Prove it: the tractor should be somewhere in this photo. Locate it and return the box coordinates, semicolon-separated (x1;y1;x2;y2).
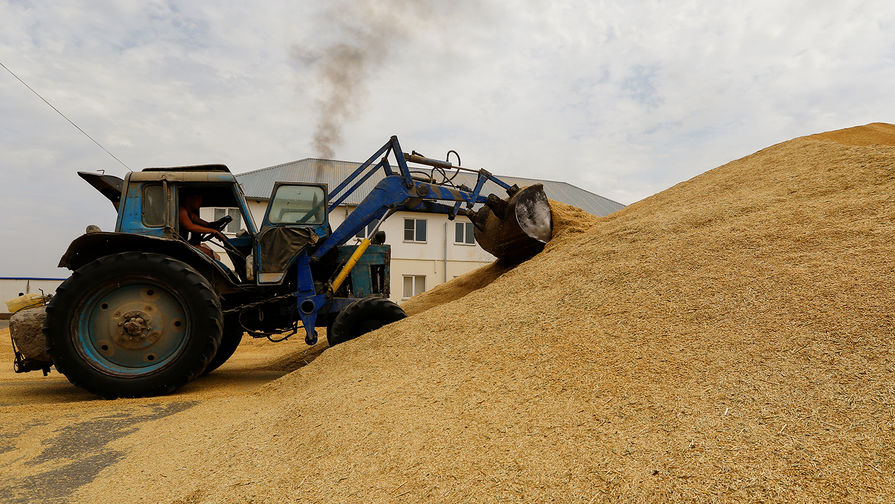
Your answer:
9;136;553;398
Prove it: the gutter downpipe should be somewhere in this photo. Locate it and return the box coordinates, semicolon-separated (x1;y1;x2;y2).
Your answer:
443;221;448;283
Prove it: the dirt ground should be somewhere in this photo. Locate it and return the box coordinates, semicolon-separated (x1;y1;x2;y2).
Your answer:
0;328;324;503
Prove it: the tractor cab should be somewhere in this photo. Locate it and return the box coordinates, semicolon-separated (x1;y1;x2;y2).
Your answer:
76;167;254;282
113;166;257;280
75;167;341;289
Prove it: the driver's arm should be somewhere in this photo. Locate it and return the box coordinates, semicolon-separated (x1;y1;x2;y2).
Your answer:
192;214;215;227
179;207;226;240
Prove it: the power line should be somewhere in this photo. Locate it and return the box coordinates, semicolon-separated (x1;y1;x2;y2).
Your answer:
0;60;131;170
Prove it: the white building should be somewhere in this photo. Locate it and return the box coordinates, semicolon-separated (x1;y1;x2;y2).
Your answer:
224;158;625;302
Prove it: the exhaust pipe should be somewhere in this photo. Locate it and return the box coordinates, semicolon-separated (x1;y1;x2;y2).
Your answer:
473;184;553;263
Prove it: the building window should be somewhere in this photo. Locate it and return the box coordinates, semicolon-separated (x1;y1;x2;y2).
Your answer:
402;275;426;298
455;221;475;245
403;218;427;242
214;208;242;234
355;222;377;239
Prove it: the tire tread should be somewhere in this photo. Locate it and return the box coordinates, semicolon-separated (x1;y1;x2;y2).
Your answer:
44;252;222;398
328;297;406;346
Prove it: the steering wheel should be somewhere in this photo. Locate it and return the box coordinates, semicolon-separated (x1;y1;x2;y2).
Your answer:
210;215;232;232
195;215;232;243
192;215;245;260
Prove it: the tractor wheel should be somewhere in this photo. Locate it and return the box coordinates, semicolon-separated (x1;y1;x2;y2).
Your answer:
328;297;406;346
44;252;223;398
202;313;244;375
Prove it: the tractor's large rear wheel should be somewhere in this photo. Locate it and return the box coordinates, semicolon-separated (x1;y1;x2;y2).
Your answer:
45;252;223;398
328;297;406;346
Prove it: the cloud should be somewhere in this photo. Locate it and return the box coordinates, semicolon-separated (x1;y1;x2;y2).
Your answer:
1;0;895;276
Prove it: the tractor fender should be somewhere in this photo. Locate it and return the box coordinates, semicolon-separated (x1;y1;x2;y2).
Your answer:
58;232;241;294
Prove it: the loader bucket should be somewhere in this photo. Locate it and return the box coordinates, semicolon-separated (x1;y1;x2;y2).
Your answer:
473;184;553;263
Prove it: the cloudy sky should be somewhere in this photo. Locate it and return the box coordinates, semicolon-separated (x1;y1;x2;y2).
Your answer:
2;0;894;277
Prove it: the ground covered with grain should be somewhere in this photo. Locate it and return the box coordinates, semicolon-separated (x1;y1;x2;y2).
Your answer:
7;123;895;503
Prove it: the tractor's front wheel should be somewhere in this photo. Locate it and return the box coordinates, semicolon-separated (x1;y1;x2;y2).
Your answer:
45;252;223;398
328;297;406;346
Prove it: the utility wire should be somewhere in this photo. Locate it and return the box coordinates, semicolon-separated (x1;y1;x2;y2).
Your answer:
0;60;131;170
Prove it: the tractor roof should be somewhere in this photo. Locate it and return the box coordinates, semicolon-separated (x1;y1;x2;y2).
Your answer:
142;164;230;173
128;165;237;183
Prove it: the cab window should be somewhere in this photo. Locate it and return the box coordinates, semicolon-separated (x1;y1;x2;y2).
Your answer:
142;184;165;227
267;185;326;225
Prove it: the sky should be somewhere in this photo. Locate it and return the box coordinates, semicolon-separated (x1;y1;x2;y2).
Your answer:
1;0;894;277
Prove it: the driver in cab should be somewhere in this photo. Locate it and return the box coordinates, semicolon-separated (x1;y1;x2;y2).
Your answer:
179;191;229;258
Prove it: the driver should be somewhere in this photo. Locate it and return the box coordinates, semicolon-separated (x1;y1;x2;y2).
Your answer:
179;191;228;258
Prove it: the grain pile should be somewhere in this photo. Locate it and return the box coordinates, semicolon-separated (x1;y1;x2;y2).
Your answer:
807;121;895;146
74;124;894;503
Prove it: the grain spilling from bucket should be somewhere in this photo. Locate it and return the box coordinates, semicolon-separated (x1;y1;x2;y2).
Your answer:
403;200;600;316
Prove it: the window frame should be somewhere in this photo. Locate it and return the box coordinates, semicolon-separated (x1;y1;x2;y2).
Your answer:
403;218;427;243
261;182;329;228
401;274;426;299
141;183;166;228
454;221;476;246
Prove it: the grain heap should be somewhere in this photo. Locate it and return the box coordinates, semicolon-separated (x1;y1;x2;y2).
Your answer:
76;124;894;503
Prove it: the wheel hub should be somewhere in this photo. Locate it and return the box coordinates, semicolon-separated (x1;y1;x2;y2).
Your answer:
114;310;160;349
80;283;188;370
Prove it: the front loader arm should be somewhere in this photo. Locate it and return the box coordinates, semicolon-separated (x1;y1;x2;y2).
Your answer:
292;136;551;347
312;174;490;260
313;135;520;260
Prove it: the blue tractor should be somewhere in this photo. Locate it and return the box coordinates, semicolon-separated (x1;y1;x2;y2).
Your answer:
32;136;553;397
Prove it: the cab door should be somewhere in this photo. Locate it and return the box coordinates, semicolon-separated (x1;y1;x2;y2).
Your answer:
256;183;330;284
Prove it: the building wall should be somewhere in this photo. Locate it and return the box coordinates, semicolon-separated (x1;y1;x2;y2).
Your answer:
207;199;495;302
